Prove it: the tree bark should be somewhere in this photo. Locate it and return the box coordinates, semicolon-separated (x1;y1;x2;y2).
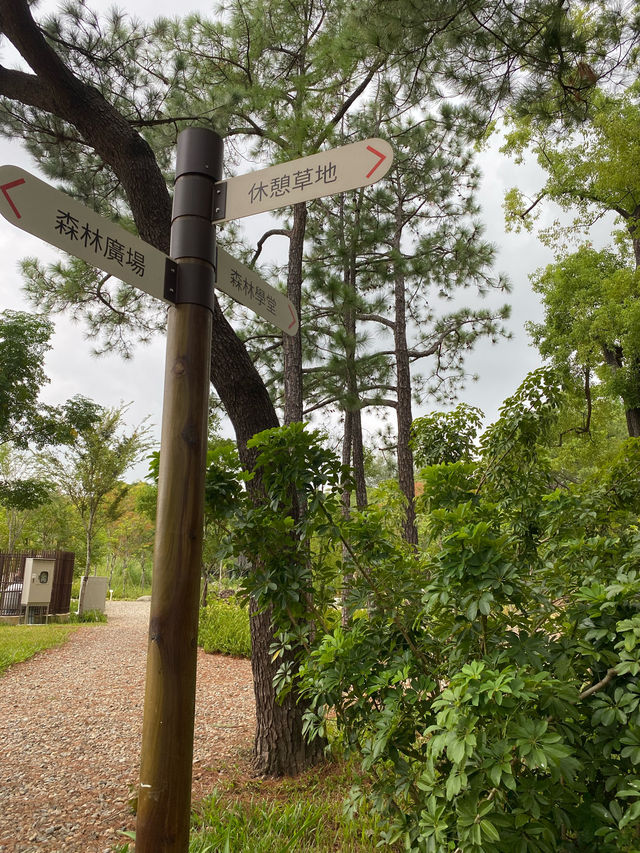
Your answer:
602;344;640;438
392;197;418;546
341;412;354;626
284;202;307;425
249;599;325;776
625;407;640;438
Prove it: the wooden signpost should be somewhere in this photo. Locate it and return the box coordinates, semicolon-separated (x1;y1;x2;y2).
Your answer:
0;131;393;853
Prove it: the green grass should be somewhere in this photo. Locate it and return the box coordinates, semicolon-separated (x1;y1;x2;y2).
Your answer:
0;623;79;675
199;596;251;658
112;762;399;853
69;607;108;623
189;788;390;852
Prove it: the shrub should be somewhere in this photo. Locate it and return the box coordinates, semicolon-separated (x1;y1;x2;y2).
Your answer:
296;374;640;852
199;596;251;658
70;609;107;623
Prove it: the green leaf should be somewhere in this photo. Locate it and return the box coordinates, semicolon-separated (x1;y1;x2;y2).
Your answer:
480;819;500;842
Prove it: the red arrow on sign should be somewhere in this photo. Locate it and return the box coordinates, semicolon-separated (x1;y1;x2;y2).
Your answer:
366;145;388;179
0;178;25;219
288;304;297;330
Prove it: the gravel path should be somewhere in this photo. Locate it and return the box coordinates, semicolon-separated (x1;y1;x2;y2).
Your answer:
0;600;255;852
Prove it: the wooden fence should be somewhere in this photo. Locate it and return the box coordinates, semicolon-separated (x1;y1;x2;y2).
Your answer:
0;550;75;616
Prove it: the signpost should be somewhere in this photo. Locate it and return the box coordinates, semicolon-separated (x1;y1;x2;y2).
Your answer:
0;132;393;853
217;247;298;334
0;165;300;335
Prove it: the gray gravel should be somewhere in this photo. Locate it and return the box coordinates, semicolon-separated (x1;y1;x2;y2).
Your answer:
0;600;255;852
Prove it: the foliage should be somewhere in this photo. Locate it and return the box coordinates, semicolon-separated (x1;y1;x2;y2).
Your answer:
0;624;78;676
41;402;151;577
503;87;640;248
0;312;102;511
237;423;347;636
411;404;484;467
0;310;55;450
265;369;640;852
198;595;251;658
104;482;155;594
0;489;85;555
528;245;640;410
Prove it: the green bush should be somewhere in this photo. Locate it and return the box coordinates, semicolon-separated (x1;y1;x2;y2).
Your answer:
199;596;251;657
70;609;107;623
292;374;640;852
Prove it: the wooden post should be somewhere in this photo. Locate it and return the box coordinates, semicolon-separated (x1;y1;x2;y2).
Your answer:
136;129;224;853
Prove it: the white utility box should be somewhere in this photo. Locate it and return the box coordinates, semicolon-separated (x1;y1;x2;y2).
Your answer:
79;576;108;614
21;558;55;606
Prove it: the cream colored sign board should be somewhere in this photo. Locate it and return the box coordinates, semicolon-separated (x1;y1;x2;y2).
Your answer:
216;247;298;335
0;165;169;301
213;138;393;223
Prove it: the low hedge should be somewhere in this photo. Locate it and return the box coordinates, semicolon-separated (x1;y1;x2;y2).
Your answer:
199;595;251;658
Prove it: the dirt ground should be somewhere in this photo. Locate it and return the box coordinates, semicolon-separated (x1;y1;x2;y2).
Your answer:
0;600;255;852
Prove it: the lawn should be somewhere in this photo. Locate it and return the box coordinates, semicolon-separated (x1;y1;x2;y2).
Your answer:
0;623;79;676
114;762;400;852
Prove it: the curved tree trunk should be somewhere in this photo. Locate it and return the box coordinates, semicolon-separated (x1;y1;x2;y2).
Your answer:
1;0;323;780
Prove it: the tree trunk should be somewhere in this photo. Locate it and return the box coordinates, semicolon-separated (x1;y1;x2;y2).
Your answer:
392;200;418;546
342;193;367;508
85;524;92;578
602;343;640;438
626;407;640;437
341;412;354;627
209;302;321;775
78;518;94;613
284;202;307;425
352;408;368;509
249;599;325;775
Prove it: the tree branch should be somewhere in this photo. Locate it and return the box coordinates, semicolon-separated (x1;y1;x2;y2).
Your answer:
356;312;395;329
579;668;617;701
251;228;290;264
519;191;547;219
0;65;54;111
317;61;385;146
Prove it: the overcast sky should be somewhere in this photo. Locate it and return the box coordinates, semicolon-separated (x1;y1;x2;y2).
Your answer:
0;0;614;480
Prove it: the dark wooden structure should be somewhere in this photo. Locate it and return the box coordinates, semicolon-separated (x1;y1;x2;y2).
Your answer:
0;550;75;616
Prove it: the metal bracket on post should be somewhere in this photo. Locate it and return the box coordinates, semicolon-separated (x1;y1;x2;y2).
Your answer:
170;127;224;311
212;181;227;223
164;258;178;303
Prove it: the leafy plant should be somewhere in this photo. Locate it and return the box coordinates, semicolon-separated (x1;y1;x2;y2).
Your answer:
198;595;251;658
293;370;640;852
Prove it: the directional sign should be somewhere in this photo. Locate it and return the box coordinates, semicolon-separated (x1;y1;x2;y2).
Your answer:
0;165;169;301
0;164;300;335
213;137;393;223
217;247;298;335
